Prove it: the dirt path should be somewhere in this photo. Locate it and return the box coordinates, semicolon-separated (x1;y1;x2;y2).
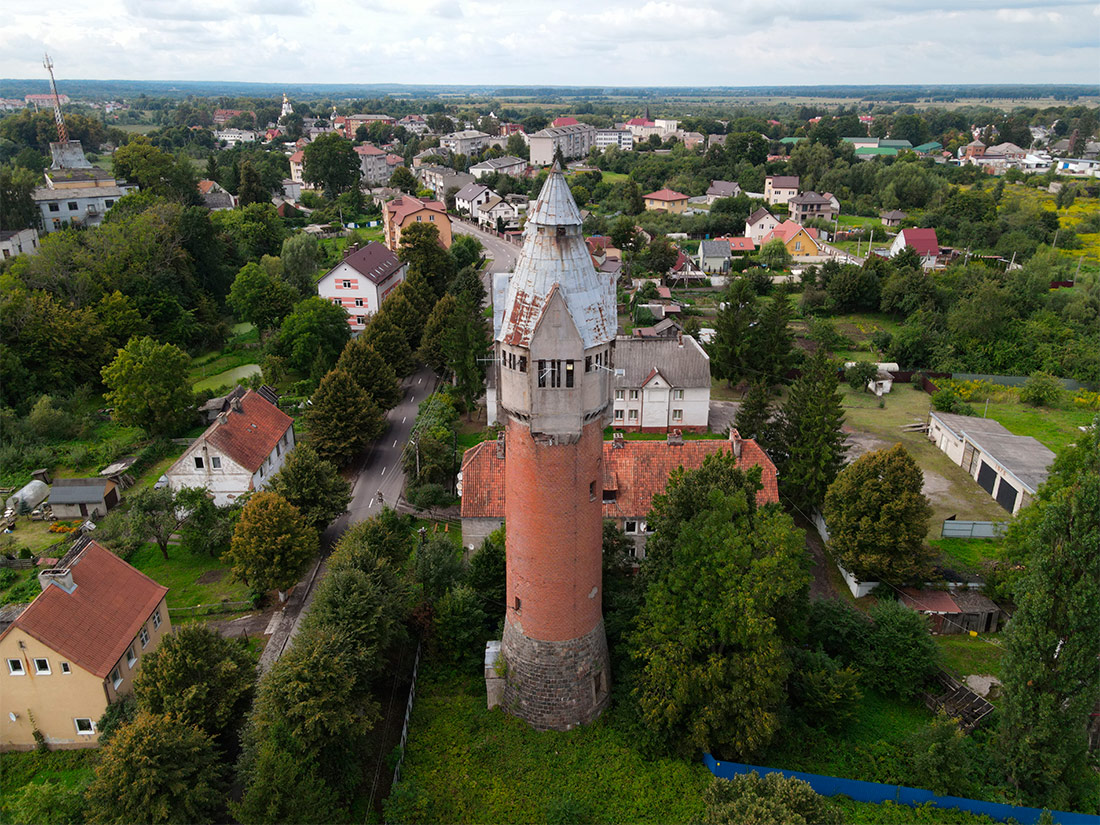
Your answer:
796;514;841;601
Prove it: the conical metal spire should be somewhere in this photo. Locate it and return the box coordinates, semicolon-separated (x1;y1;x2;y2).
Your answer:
525;162;584;228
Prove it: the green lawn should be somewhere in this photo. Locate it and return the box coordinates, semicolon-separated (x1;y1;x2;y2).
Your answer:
192;363;262;392
129;445;187;493
127;542;250;611
393;671;712;824
934;635;1005;682
926;538;1002;576
600;171;630;184
0;749;96;822
0;567;44;604
980;400;1092;454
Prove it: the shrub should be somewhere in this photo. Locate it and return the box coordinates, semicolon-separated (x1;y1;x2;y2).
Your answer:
860;599;941;699
931;387;975;416
787;648;862;733
433;585;487;667
701;771;841;825
806;598;872;665
908;711;974;797
406;482;452;510
1019;371;1064;408
7;780;88;825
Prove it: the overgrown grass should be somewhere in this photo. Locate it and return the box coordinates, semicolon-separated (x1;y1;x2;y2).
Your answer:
412;518;462;548
980;399;1093;455
0;749;96;822
126;542;250;610
192;363;262;392
833;798;1000;824
934;635;1006;681
927;538;1003;575
0;567;44;604
394;671;712;824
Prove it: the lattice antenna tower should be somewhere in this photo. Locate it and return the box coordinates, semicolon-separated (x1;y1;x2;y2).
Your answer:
43;53;68;143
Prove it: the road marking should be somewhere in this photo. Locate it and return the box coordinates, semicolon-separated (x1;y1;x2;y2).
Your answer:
369;497;375;508
393;440;398;448
402;416;406;423
381;466;386;475
418;378;423;384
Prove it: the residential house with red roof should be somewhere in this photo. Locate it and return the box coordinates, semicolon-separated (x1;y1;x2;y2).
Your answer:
760;220;822;257
382;195;452;252
164;389;295;506
643;188;689;214
289;149;305;184
459;429;778;556
889;227;940;269
317;241;407;330
197;179;236;211
1;539;171;750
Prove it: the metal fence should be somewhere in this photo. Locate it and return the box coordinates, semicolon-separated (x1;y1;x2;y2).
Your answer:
391;642;422;787
941;520;1008;539
702;755;1100;825
952;372;1087;392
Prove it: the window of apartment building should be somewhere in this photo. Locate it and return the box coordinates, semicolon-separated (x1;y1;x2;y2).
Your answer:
355;298;363;307
537;359;546;388
211;457;221;469
673;389;684;400
332;298;341;306
7;658;24;675
342;280;351;288
61;662;71;674
110;666;122;689
48;203;60;212
615;389;624;400
518;356;527;373
75;718;96;735
67;202;78;211
194;456;204;469
139;627;150;648
672;409;683;423
126;646;137;668
152;609;162;630
565;360;575;388
33;658;50;675
614;409;623;421
628;410;638;422
629;390;640;400
357;316;366;325
625;520;637;534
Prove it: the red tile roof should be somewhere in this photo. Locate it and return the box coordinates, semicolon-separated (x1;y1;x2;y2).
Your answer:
385;195;446;225
200;389;293;474
290;150;304;163
461;435;778;520
354;143;385;156
2;541;167;678
717;236;756;251
197;179;217;195
762;220;819;246
897;228;940;256
626;118;656;127
645;188;688;201
552;116;580;127
898;587;964;614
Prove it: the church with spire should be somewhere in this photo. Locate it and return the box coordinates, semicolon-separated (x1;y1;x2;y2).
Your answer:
488;164;615;730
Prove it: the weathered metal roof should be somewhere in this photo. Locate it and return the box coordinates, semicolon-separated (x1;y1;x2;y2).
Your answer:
497;165;615;350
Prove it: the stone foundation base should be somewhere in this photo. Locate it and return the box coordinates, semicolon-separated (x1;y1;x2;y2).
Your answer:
499;619;611;731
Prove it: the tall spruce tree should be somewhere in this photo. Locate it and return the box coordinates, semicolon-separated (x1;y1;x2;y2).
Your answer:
735;380;772;443
997;421;1100;809
771;347;848;513
756;287;796;385
445;293;489;419
709;278;758;387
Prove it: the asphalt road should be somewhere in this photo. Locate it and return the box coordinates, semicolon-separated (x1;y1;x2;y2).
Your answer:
453;220;519;273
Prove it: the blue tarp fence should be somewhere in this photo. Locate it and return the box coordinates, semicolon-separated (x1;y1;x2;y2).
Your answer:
702;754;1100;825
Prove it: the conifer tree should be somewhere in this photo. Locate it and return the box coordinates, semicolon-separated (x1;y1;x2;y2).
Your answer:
735;380;772;443
444;293;489;419
771;347;847;513
237;159;267;206
335;336;401;410
756;287;796;385
308;369;385;466
709;278;758;387
363;311;415;376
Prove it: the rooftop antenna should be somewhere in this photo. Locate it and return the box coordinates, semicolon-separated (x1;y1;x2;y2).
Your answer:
43;53;68;143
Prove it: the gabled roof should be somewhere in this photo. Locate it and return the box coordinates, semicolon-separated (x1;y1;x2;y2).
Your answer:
896;228;940;256
762;220;819;245
746;207;775;225
333;241;404;285
478;195;506;213
2;541;167;678
185;389;293;474
880;209;907;220
460;435;779;520
766;175;799;188
626;117;655;127
700;239;732;257
289;150;304;163
385;195;446;224
706;180;740;197
552;116;580;127
455;182;492;202
644;188;688;201
614;335;710;388
49;478;112;505
723;236;756;251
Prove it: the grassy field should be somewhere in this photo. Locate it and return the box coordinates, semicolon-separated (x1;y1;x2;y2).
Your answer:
393;671;713;824
0;749;96;822
193;363;262;392
980;399;1092;454
127;542;250;610
839;386;1008;540
934;635;1005;682
926;538;1002;576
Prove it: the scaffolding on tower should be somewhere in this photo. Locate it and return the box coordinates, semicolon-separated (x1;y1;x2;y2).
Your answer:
43;54;68;144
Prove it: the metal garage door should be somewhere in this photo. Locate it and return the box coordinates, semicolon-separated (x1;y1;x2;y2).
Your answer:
976;461;997;495
995;478;1018;513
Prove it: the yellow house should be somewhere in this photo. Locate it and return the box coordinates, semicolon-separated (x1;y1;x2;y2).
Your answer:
760;220;822;258
643;188;689;214
0;540;170;751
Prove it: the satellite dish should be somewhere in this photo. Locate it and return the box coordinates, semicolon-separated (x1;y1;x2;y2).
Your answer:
8;712;17;722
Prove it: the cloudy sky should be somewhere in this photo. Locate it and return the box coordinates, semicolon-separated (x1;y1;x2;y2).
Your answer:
1;0;1097;87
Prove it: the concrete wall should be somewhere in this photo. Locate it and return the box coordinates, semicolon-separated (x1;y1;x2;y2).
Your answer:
928;416;966;465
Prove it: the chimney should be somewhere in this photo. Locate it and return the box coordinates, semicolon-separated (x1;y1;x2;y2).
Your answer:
230;396;243;413
730;428;742;459
38;568;75;594
668;429;683;445
677;332;683;347
216;411;229;425
495;431;506;459
612;432;625;449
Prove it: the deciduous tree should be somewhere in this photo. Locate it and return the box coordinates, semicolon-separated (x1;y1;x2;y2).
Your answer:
399;222;456;297
861;598;940;699
225;491;317;600
227;261;297;334
280;232;321;297
335;335;401;410
363;311;415;377
84;712;225;825
302;132;360;196
758;238;792;271
268;442;351;531
308;369;385;466
389;165;418;194
272;296;351;376
824;444;934;582
101;336;193;436
134;624;255;737
702;771;841;825
419;293;457;374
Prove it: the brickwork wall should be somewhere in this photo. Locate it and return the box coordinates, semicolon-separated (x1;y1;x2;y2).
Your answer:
500;618;610;731
503;418;604;641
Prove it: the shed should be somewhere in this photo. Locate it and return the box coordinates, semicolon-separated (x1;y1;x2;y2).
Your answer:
48;478;120;519
5;480;49;513
899;587;1000;635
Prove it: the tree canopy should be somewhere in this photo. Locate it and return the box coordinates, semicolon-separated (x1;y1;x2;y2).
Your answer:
100;336;193;436
225;491;317;600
